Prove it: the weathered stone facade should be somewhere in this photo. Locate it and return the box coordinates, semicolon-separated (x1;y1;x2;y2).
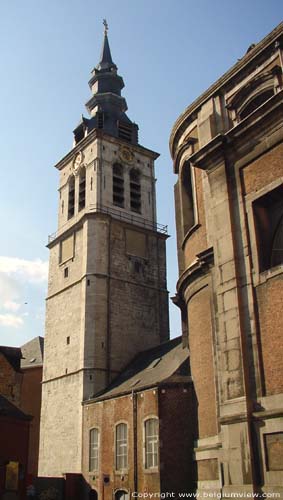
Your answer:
38;28;169;478
170;22;283;498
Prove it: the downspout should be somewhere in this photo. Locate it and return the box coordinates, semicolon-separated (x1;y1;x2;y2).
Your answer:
106;216;112;386
132;390;138;494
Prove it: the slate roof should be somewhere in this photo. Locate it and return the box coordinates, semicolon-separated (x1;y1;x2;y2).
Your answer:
91;336;190;402
0;394;31;421
21;336;44;368
0;346;22;371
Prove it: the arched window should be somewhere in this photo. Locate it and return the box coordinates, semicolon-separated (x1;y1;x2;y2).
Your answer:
115;491;129;500
226;72;276;125
130;169;141;213
239;89;274;120
180;162;196;236
115;423;128;470
89;428;99;472
68;176;75;219
113;163;124;208
89;490;98;500
79;167;86;211
144;418;158;469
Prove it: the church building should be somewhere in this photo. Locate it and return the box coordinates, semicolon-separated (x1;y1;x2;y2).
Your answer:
171;21;283;499
38;21;172;485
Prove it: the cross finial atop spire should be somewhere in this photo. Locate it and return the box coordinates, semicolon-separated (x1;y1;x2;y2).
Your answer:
103;19;108;35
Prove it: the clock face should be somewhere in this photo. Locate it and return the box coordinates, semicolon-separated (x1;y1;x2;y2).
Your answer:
119;146;134;164
73;152;83;174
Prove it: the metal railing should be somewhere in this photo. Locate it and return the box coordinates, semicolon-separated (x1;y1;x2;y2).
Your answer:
48;204;168;243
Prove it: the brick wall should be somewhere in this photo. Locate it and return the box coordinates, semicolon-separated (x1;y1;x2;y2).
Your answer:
20;366;42;476
159;385;195;492
187;287;218;438
82;390;161;499
0;353;22;406
256;275;283;395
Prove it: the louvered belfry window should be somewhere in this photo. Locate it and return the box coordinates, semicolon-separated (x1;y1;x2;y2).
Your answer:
113;163;124;208
130;169;141;213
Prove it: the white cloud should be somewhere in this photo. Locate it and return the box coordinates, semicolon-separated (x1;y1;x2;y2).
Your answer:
0;314;24;328
0;256;48;283
3;300;21;312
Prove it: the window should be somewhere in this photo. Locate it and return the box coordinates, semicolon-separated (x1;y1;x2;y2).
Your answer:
253;185;283;272
89;490;98;500
97;112;104;129
118;121;132;142
130;169;141;213
64;267;69;278
180;162;196;236
79;167;86;211
68;176;75;219
264;433;283;471
89;428;99;471
115;423;128;470
144;418;158;469
239;89;274;120
113;163;124;208
115;491;129;500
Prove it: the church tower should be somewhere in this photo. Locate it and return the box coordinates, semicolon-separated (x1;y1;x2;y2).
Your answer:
38;23;169;477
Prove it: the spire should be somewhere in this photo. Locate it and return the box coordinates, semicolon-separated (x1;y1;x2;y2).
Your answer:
96;20;116;72
73;20;139;145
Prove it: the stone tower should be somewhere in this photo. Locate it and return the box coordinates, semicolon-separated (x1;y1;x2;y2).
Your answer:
38;24;169;477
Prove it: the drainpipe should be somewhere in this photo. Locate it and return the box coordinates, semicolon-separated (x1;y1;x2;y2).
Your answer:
132;390;138;493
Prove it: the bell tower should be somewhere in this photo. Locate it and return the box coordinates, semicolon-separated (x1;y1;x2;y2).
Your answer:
38;23;169;477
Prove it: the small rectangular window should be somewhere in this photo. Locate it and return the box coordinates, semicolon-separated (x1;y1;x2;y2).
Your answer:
89;428;99;471
64;267;69;278
145;418;158;469
66;336;70;345
116;423;128;470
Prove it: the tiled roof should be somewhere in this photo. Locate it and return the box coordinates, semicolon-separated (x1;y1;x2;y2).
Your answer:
0;394;31;421
21;336;44;368
91;336;190;402
0;346;22;371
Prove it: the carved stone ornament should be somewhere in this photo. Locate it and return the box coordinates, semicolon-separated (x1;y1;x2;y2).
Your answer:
72;151;84;175
119;146;134;164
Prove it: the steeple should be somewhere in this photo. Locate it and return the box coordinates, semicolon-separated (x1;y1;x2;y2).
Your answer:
73;21;139;146
96;19;116;72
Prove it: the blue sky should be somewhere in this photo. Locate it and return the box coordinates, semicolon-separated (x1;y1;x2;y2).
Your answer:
0;1;282;346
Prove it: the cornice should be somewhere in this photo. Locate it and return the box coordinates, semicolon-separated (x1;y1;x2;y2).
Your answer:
170;22;283;158
176;247;214;299
53;129;159;172
47;210;168;249
188;91;283;171
54;128;98;171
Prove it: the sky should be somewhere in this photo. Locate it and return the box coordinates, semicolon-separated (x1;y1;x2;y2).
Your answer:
0;1;282;347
